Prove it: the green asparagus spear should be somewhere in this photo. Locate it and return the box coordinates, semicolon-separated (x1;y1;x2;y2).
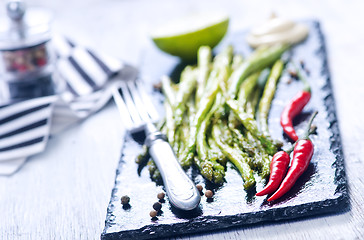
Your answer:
174;66;197;127
205;92;228;167
180;78;220;167
195;98;226;184
244;68;270;117
228;71;261;130
195;46;212;104
231;128;270;178
161;75;176;106
212;124;256;190
228;44;289;98
196;120;211;171
196;108;215;162
230;129;256;158
245;131;271;178
147;159;161;182
231;54;244;72
237;72;260;107
258;60;284;136
180;46;232;167
226;99;279;155
245;86;260;118
164;99;176;147
215;45;234;66
150;45;290;188
204;45;233;97
207;136;227;167
176;97;195;164
219;122;257;169
213;45;234;83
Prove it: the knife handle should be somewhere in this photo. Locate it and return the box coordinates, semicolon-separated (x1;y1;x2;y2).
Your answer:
145;125;201;211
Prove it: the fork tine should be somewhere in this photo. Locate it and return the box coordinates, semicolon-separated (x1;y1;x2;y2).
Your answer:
126;81;150;122
112;87;134;130
135;80;159;122
119;81;143;127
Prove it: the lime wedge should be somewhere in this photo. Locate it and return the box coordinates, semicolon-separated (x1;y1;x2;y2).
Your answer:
151;13;229;62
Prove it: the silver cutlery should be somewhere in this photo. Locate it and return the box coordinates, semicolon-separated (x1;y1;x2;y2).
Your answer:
112;77;201;211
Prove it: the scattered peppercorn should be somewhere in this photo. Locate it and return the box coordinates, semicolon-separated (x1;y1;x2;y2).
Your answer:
157;192;165;200
121;195;130;205
288;69;298;79
153;81;163;91
300;59;305;69
150;210;158;218
298;59;311;76
196;184;203;193
205;190;214;198
153;202;162;211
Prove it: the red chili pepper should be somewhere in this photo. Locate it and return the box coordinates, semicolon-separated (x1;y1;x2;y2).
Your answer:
280;64;311;142
256;151;290;196
280;89;311;142
267;139;314;201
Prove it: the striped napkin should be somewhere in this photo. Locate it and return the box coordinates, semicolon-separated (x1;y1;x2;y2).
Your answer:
0;36;131;175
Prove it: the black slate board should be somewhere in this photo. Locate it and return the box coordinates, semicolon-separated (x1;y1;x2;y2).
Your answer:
101;20;348;240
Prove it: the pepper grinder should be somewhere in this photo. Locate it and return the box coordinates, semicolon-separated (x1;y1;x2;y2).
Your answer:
0;0;55;103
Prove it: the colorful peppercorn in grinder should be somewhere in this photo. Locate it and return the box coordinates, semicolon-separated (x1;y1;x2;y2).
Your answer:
0;0;55;103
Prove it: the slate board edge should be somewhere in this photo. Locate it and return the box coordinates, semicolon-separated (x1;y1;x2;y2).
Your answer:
101;20;349;240
102;172;347;240
314;21;348;202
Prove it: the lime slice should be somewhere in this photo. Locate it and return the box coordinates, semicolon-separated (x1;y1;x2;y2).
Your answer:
151;13;229;62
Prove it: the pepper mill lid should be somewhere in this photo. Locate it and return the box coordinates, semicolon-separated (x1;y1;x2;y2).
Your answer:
7;0;26;21
0;0;53;50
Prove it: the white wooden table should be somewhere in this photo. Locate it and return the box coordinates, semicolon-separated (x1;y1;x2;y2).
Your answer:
1;0;363;239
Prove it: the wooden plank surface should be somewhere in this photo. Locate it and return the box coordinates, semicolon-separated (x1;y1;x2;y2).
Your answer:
0;0;363;239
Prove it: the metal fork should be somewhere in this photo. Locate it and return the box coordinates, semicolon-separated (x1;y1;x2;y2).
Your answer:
112;78;201;211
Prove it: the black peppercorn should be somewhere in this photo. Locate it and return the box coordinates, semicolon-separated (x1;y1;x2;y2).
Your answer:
288;70;298;79
121;195;130;205
153;202;162;211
